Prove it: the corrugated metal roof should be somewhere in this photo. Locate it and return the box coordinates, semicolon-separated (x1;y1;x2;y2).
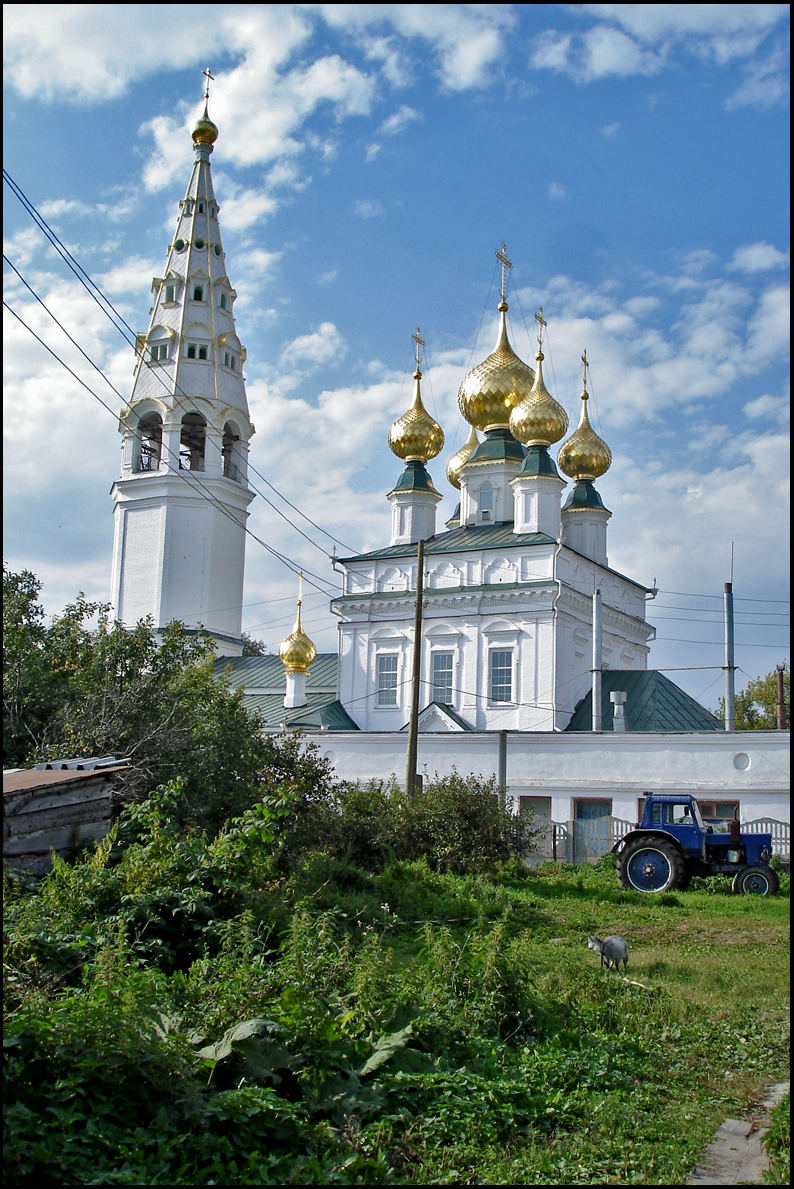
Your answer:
233;690;357;730
340;522;556;563
4;766;128;796
214;653;338;691
566;670;722;733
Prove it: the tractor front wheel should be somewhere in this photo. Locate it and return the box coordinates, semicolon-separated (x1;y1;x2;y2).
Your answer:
731;866;780;896
617;838;685;893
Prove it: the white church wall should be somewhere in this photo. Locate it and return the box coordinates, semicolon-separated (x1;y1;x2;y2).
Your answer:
306;730;790;824
111;502;165;625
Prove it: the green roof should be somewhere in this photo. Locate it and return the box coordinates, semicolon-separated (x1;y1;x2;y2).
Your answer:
226;689;358;731
340;522;556;564
215;653;338;690
517;444;560;478
562;478;609;512
565;670;722;733
387;460;441;497
467;427;526;465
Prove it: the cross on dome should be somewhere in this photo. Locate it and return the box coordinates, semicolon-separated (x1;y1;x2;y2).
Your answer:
581;348;590;395
495;242;513;303
203;67;215;102
411;327;425;373
535;306;547;353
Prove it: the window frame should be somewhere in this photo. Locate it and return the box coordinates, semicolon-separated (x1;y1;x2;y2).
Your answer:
489;648;513;704
192;285;204;302
149;342;168;363
376;653;400;708
431;651;454;705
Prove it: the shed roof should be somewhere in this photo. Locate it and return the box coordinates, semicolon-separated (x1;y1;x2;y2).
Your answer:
3;765;128;796
565;670;722;733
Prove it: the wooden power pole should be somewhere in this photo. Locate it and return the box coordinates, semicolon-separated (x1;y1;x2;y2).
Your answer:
405;539;425;796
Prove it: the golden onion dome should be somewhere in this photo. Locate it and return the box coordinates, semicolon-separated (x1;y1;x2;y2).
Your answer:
457;300;535;432
389;368;444;462
509;351;569;447
278;597;316;674
445;424;479;489
557;388;612;480
192;104;219;146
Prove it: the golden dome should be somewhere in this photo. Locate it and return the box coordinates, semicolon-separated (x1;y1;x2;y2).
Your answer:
192;104;219;146
509;351;569;447
457;301;535;432
557;388;612;480
278;594;316;673
389;368;444;462
445;424;479;489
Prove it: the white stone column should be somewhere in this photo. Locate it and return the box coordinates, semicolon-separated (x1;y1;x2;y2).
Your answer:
284;670;307;708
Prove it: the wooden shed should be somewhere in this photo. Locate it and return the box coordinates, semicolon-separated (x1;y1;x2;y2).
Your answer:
3;760;128;876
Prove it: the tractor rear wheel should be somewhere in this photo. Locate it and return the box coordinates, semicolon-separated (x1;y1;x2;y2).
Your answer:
617;838;685;893
677;867;693;891
731;866;779;896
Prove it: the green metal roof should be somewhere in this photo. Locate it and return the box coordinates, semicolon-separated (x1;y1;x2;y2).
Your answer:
226;689;357;730
340;522;556;564
565;670;722;733
215;652;338;690
399;701;475;731
466;427;526;465
334;578;554;604
562;478;609;512
517;444;560;478
387;460;441;497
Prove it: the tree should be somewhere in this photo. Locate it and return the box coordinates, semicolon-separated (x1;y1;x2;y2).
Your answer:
716;663;790;729
241;632;268;656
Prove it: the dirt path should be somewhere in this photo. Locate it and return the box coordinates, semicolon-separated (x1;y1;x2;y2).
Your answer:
687;1081;789;1186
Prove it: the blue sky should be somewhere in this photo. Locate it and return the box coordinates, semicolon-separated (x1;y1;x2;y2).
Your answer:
3;4;790;708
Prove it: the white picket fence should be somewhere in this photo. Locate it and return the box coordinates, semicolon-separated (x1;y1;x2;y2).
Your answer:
528;815;790;864
741;818;790;859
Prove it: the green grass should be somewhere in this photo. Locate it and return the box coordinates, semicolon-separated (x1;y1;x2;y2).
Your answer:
4;845;790;1185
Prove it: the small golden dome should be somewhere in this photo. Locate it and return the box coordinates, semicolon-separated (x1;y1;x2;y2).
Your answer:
509;351;569;446
278;595;316;673
445;424;479;489
389;369;444;462
458;301;535;432
557;388;612;480
192;104;219;146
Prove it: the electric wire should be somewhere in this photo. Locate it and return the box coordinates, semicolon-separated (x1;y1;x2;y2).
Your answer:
3;168;353;558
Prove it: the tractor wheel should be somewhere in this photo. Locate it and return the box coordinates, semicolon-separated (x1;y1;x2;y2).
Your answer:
731;866;780;896
617;837;685;893
677;867;693;891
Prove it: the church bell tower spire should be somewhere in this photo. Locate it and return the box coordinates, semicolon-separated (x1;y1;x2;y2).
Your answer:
109;75;255;655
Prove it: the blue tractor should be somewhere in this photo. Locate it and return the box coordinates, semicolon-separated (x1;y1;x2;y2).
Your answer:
613;794;778;895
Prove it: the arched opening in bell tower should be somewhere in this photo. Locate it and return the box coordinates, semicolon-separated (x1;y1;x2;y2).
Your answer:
180;413;206;472
222;420;243;482
135;413;163;472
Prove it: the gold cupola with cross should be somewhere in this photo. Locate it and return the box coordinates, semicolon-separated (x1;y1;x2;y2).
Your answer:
280;574;317;709
557;350;612;481
457;244;536;433
386;330;444;546
509;307;569;447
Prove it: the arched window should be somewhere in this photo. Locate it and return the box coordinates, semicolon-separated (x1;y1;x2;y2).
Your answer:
180;413;206;472
222;421;242;482
136;413;162;473
192;284;204;302
147;325;172;363
219;292;227;310
479;481;494;521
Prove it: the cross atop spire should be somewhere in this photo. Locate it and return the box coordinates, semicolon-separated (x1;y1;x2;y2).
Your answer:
495;241;512;303
534;306;547;352
297;570;304;607
203;67;215;103
581;348;589;396
411;326;425;372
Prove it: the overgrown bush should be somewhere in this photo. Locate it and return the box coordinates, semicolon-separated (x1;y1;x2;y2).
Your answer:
763;1092;790;1185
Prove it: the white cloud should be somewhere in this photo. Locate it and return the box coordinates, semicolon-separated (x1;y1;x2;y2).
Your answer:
353;199;385;218
380;104;421;135
600;122;620;138
727;241;790;273
743;391;790;424
746;284;790;363
548;182;567;200
725;45;790;110
318;270;338;284
531;26;663;83
365;143;382;162
278;321;346;368
98;257;161;296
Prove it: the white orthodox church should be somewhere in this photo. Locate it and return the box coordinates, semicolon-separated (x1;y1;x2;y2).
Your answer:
110;103;789;840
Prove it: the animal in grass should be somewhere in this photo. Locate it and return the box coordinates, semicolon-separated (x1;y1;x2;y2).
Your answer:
587;935;629;972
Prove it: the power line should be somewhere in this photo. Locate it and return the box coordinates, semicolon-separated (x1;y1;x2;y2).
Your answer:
3;298;338;600
3;168;352;560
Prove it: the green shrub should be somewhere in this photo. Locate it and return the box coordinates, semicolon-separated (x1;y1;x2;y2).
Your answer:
763;1092;790;1184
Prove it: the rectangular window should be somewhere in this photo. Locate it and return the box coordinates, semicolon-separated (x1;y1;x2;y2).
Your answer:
164;284;175;303
187;344;196;359
490;650;512;703
377;654;399;707
432;653;454;704
198;345;208;360
149;343;168;362
224;352;236;371
698;800;740;822
574;799;612;820
197;202;204;214
220;292;227;309
193;285;203;301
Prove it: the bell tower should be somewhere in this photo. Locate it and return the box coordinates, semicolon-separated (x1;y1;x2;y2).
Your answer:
110;77;255;655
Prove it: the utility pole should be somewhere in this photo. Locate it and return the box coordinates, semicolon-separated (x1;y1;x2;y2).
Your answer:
724;581;735;731
592;588;602;732
776;665;787;730
405;538;424;796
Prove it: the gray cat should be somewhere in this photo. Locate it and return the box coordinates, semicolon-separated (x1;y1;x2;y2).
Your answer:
587;935;629;971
